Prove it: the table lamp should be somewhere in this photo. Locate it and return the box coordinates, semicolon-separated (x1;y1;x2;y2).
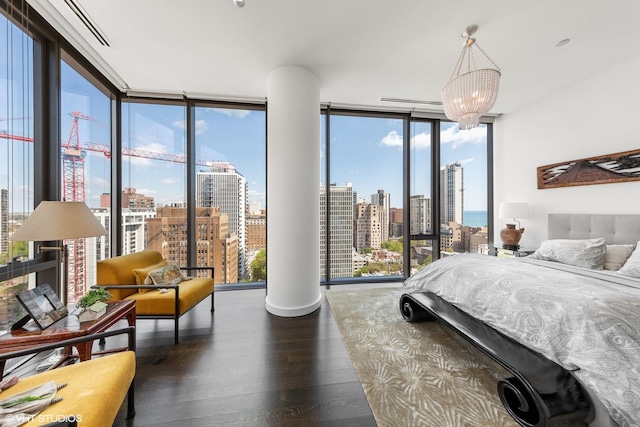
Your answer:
498;202;529;250
9;201;107;306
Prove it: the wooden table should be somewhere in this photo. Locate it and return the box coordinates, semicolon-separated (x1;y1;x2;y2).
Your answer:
0;300;135;377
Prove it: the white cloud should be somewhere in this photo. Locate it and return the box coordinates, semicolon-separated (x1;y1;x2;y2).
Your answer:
441;125;486;148
123;142;170;166
172;119;208;135
138;188;157;196
248;189;266;201
161;178;177;184
459;157;475;165
213;108;250;119
380;130;432;150
411;131;431;150
92;177;109;186
195;119;208;134
380;130;402;148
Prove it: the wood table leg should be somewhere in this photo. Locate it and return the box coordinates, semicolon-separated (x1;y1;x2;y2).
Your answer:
75;341;93;361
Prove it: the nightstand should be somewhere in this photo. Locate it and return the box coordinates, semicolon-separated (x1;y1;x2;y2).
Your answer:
489;246;536;258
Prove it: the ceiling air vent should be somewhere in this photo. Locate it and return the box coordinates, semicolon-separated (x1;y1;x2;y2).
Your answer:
379;97;443;106
63;0;110;46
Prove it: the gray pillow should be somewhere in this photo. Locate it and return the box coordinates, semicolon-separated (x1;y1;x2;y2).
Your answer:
529;238;606;270
618;241;640;278
604;244;635;271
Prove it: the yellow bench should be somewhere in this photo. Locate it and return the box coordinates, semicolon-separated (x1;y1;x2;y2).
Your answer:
96;250;214;344
0;327;135;427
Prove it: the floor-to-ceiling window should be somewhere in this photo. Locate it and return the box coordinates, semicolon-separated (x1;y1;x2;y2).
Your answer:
60;56;112;303
324;110;404;282
194;103;266;286
323;111;492;283
320;113;327;281
439;121;489;256
121;102;187;263
408;119;436;275
0;9;35;328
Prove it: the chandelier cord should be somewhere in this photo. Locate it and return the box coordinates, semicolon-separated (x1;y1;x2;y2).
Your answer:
449;37;501;82
448;42;468;81
473;41;501;71
467;45;476;73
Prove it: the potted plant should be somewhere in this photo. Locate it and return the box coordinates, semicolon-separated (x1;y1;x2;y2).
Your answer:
77;288;112;322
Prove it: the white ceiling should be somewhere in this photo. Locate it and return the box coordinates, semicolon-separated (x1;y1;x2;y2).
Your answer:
27;0;640;116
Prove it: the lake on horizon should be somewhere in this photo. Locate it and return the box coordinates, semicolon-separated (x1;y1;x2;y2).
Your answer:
464;210;488;227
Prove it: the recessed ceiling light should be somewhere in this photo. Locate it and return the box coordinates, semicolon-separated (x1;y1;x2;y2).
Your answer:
556;39;570;47
233;0;245;7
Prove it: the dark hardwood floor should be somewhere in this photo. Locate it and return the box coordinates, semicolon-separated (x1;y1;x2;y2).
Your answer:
108;284;399;426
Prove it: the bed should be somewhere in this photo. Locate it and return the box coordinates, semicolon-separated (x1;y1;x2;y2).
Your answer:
399;214;640;427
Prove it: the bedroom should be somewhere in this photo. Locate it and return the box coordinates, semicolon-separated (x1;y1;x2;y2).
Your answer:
1;0;640;426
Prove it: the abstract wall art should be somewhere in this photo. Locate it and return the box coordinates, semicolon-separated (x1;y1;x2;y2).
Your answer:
537;148;640;189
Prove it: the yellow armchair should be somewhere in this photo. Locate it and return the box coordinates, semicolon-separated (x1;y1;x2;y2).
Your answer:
0;327;136;427
96;250;214;344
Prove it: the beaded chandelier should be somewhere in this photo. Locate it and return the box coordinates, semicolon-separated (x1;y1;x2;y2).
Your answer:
441;25;501;130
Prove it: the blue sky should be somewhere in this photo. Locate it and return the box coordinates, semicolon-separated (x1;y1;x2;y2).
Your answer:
324;116;488;211
4;59;487;214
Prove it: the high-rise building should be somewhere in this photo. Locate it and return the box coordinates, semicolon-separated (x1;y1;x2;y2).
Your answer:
196;162;247;280
90;207;156;286
409;195;431;235
440;162;464;226
371;190;390;242
444;221;462;252
354;202;383;250
0;188;8;253
147;206;238;284
246;214;266;251
100;188;155;210
470;227;489;254
389;207;403;238
320;183;353;279
247;201;261;216
95;189;156;263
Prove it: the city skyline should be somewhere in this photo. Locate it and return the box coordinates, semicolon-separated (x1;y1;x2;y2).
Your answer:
2;103;488;216
56;99;487;214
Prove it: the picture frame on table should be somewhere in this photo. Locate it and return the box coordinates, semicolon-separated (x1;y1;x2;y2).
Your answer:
15;284;68;330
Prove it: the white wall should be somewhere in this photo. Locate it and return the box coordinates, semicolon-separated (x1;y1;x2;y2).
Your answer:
494;55;640;247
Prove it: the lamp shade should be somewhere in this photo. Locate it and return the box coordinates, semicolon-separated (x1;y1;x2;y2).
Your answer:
498;202;530;220
10;201;107;241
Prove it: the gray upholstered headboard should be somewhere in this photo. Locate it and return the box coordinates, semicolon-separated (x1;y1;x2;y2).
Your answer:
548;214;640;245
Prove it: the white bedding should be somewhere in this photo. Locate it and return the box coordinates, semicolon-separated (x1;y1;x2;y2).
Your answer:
403;254;640;427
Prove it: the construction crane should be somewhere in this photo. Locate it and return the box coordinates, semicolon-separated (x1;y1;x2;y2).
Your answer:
1;112;227;302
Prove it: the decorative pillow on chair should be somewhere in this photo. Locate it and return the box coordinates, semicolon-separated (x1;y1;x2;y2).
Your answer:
146;264;186;286
132;260;168;293
618;242;640;278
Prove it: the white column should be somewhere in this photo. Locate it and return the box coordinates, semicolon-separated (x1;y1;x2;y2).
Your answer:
265;65;322;317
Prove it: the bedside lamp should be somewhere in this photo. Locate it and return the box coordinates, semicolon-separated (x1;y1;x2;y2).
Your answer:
9;201;107;305
498;202;529;250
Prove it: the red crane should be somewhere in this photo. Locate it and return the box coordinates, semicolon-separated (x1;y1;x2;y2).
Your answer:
2;112;222;302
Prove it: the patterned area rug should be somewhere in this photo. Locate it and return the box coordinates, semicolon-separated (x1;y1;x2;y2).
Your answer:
325;287;521;427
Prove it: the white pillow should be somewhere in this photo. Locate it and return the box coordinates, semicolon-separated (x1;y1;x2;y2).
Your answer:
618;241;640;278
604;244;635;271
529;238;606;270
